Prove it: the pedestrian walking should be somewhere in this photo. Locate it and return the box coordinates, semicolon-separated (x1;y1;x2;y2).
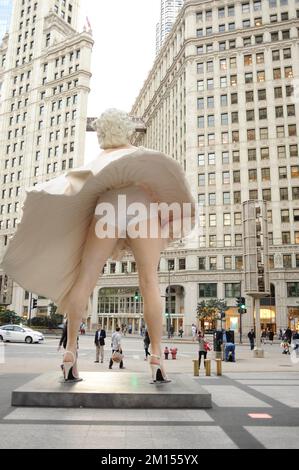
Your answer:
281;338;290;355
178;327;184;338
191;323;197;341
94;324;106;363
109;327;124;369
144;330;151;361
198;331;208;370
279;329;283;340
284;327;292;345
268;330;274;345
58;320;68;352
261;329;267;345
292;331;299;351
248;329;255;351
58;320;79;352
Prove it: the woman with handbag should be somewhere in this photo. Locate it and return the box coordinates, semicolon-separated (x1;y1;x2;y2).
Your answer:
109;327;124;369
198;332;209;370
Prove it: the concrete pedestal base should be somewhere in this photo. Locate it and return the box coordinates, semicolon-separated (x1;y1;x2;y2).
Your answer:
253;349;265;358
12;372;212;409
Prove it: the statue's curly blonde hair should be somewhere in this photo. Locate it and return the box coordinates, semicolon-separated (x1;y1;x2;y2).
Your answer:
92;109;135;149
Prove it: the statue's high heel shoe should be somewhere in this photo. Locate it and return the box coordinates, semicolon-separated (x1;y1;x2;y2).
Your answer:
150;354;171;383
61;351;83;383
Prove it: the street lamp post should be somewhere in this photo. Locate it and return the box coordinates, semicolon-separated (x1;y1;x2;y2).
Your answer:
28;292;33;327
167;268;171;339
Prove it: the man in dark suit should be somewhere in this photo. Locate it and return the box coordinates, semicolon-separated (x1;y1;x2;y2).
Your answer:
94;324;106;363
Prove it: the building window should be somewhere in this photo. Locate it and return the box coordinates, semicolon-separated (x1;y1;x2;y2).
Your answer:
293;187;299;199
249;190;258;200
280;187;289;200
225;283;241;298
179;258;186;270
233;171;240;183
235;256;243;270
234;191;241;204
262;189;272;201
274;87;283;99
209;235;217;247
198;258;206;270
283;255;292;268
199;284;217;298
167;259;175;271
224;257;232;270
287;283;299;297
249;169;257;182
235;212;242;225
289;125;297;136
281;209;290;223
223;213;231;226
273;68;281;80
282;231;291;244
209;214;217;227
261;167;271;180
209;257;217;270
277;126;285;138
291;166;299;178
224;235;232;247
209;193;216;206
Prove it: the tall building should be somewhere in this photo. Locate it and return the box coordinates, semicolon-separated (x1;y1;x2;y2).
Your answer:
0;0;13;42
156;0;184;54
129;0;299;335
0;0;93;316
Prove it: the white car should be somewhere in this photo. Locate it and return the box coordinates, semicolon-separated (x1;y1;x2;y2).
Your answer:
0;325;44;344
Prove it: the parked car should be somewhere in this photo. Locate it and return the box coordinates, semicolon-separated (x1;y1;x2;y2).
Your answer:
0;325;44;344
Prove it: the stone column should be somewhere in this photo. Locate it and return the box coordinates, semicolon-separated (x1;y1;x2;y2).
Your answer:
184;282;198;336
90;287;99;329
10;284;25;317
275;280;288;330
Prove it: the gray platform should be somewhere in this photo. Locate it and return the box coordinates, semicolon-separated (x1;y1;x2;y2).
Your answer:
11;372;212;409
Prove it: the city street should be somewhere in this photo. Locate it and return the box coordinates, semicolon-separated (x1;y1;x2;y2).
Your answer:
0;335;298;449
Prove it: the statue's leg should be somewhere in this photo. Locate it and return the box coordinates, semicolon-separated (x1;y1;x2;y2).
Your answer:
127;219;165;363
64;217;119;362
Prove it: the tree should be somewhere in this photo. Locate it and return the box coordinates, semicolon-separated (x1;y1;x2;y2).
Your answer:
196;299;229;331
0;309;22;326
48;302;63;328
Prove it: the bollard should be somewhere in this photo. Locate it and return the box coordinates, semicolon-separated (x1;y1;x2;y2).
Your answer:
193;359;199;376
204;359;211;376
216;359;222;376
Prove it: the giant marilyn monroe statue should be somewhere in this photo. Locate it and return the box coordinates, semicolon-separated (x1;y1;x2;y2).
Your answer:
1;109;196;383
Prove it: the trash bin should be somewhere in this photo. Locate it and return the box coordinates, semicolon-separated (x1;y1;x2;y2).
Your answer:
225;342;236;362
214;331;223;359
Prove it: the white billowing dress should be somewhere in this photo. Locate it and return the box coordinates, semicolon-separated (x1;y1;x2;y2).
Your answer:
1;146;196;306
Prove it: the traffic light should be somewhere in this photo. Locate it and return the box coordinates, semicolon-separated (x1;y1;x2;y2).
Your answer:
236;296;247;314
32;298;38;309
134;291;139;301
